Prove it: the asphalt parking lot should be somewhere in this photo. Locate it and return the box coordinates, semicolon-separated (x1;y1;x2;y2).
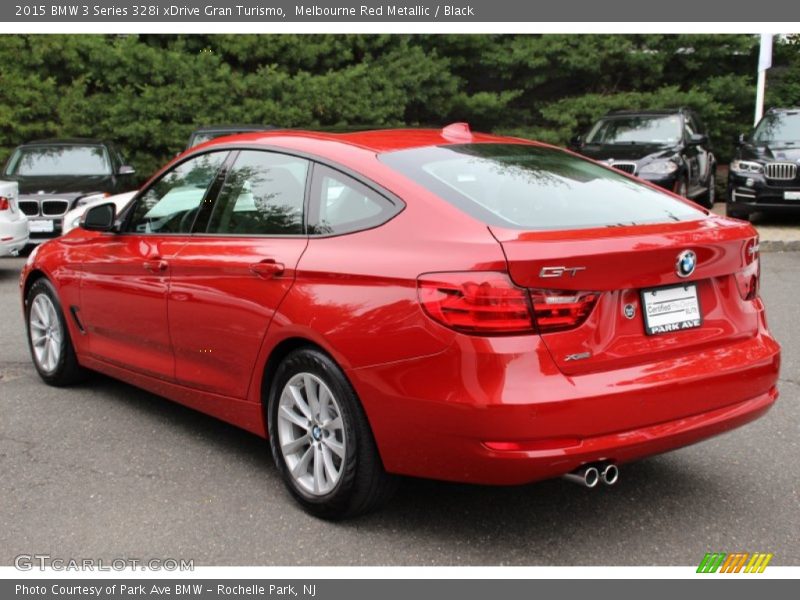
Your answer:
1;252;798;567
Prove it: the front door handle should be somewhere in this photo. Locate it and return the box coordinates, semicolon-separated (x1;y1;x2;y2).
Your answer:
250;259;285;279
143;258;168;272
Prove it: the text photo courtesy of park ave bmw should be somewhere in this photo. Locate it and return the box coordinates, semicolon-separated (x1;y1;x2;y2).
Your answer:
0;1;799;590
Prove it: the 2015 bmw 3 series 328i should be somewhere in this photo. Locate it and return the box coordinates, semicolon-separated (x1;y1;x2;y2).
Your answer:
20;124;780;519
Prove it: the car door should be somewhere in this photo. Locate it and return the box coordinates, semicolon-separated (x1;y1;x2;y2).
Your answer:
682;116;703;193
78;150;229;379
167;149;310;398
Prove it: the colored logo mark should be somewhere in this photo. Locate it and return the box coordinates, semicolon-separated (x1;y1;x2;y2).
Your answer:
697;552;773;573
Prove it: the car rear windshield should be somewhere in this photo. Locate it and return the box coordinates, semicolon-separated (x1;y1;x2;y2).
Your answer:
5;145;111;176
379;144;704;231
753;111;800;143
586;115;682;145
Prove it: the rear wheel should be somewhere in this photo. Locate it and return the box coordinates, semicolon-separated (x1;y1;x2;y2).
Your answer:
25;278;86;386
267;348;397;519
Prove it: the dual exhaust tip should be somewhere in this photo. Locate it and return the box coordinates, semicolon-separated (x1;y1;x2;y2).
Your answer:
562;462;619;488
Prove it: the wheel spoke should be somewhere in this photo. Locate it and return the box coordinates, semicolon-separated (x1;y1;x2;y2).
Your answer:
281;434;310;455
40;338;51;370
288;385;314;420
47;339;59;369
323;416;342;431
291;445;313;478
31;299;45;324
303;374;320;418
324;437;345;459
318;386;332;422
321;444;338;483
279;404;310;430
312;444;324;494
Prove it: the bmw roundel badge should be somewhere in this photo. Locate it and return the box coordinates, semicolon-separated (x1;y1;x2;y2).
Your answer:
676;250;697;278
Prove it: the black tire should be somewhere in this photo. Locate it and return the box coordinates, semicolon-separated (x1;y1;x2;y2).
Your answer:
699;169;717;209
725;203;750;221
25;277;87;386
675;176;689;199
267;348;397;519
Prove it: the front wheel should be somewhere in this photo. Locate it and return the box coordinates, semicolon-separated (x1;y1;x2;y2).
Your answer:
675;177;689;199
267;348;397;519
25;278;86;386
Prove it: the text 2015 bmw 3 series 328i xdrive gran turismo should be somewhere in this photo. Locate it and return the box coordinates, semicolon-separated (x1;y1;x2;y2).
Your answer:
20;124;780;518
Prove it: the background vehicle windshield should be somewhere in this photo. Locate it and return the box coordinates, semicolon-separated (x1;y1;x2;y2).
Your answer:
752;111;800;143
5;145;111;176
586;115;682;145
380;143;704;231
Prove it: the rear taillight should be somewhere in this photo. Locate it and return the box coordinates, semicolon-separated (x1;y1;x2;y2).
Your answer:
529;289;599;333
0;196;10;211
736;238;760;301
417;272;535;335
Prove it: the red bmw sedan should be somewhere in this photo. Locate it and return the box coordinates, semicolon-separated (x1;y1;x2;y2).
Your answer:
20;124;780;518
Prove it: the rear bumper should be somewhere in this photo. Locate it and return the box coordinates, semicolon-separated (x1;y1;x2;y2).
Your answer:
351;329;780;485
0;218;29;256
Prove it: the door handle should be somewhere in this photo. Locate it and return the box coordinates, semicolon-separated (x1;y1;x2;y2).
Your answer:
143;258;168;272
249;259;285;279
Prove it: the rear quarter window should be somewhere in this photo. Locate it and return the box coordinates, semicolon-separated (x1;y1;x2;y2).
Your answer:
379;143;704;231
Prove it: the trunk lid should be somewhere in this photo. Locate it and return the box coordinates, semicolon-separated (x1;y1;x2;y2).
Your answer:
490;217;761;376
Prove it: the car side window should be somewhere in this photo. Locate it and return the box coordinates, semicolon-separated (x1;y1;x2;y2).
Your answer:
128;151;228;234
309;165;400;236
206;150;308;236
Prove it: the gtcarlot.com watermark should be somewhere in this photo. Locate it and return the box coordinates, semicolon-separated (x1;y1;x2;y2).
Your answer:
14;554;194;571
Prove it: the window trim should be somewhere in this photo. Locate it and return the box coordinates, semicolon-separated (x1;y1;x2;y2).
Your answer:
186;143;405;240
306;163;404;238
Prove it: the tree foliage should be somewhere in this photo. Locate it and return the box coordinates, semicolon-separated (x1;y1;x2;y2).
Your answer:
0;34;797;179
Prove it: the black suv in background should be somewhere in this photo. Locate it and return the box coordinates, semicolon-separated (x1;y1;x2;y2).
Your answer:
570;108;717;208
2;138;136;243
727;108;800;220
186;124;277;150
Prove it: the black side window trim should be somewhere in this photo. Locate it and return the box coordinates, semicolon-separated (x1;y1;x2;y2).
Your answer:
306;162;404;238
121;149;231;235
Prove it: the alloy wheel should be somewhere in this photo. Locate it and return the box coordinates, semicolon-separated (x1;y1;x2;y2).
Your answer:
29;294;62;373
277;372;346;496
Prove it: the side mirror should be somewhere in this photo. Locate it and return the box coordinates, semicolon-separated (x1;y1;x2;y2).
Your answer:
118;165;136;176
81;202;117;232
733;133;746;146
689;133;708;146
568;134;583;149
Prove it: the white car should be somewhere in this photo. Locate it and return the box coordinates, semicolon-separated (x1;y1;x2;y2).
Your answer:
62;191;137;234
0;180;28;256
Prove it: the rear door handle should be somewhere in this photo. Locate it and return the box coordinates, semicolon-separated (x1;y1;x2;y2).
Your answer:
250;259;285;279
143;258;168;272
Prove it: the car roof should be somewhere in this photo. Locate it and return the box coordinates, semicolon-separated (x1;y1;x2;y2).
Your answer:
191;125;276;134
604;109;687;117
20;138;111;146
199;124;525;155
766;107;800;113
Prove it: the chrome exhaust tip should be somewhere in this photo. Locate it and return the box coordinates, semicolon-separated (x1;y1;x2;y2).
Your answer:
600;463;619;486
562;465;600;488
